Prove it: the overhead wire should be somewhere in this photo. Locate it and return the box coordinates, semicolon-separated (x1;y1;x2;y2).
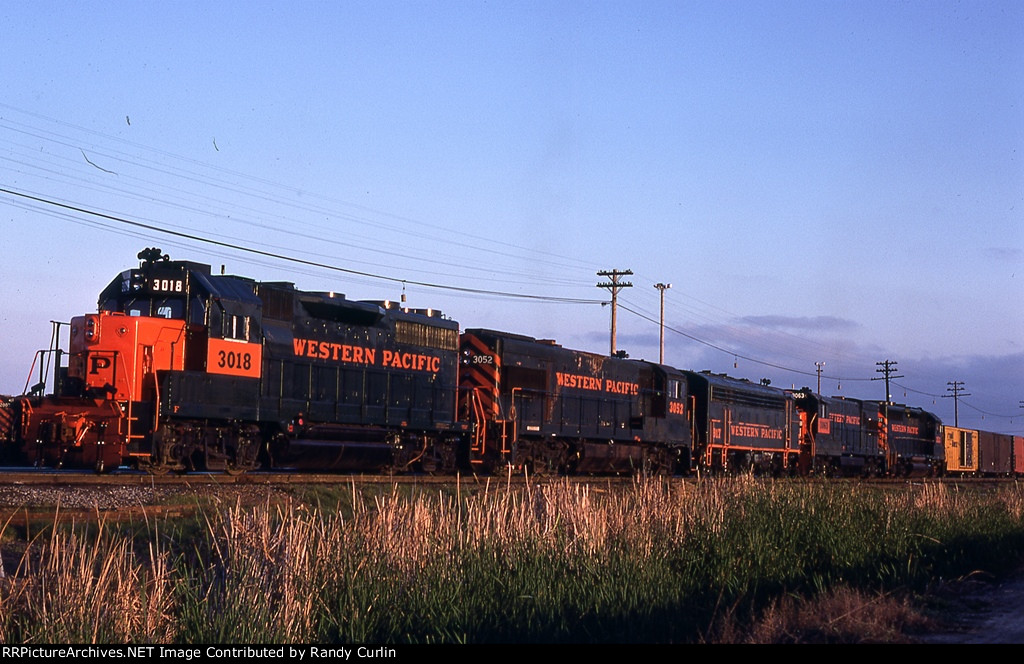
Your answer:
0;141;592;289
0;105;603;288
0;186;606;305
616;301;878;384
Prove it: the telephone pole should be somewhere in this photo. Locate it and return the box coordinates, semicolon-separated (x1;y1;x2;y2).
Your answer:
872;359;903;404
943;381;970;427
654;282;671;363
597;269;633;356
815;362;825;395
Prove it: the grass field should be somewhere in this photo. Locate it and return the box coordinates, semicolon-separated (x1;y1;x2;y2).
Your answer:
2;476;1023;643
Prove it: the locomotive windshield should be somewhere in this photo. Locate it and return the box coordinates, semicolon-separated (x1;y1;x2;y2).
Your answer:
99;267;191;320
97;251;263;345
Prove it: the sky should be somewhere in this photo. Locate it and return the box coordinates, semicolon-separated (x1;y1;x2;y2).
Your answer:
1;1;1021;434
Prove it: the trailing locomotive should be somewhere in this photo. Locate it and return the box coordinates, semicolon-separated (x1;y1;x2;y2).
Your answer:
2;248;1018;479
790;390;945;477
791;390;879;477
684;372;800;476
458;329;691;475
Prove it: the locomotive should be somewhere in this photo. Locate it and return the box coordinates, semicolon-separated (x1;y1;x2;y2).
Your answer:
0;248;1018;478
458;328;691;475
685;372;801;476
1;248;465;474
790;390;945;478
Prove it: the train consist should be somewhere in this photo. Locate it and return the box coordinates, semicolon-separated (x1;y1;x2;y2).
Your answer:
1;249;1020;477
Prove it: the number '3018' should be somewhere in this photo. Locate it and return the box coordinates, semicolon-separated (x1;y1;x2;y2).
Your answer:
218;350;252;371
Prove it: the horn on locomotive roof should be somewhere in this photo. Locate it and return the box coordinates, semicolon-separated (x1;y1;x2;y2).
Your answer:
137;247;169;263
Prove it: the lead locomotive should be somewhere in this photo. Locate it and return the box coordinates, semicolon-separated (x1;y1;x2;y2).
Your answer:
2;248;465;474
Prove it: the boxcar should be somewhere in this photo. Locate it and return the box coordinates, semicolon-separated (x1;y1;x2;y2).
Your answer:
978;430;1015;476
943;426;979;476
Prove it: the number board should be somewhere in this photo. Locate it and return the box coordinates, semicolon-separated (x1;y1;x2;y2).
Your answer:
147;277;185;293
146;271;187;294
206;338;262;378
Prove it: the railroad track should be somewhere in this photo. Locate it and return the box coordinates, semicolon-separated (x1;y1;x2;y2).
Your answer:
0;469;1003;529
0;469;459;528
0;468;639;527
0;469;438;487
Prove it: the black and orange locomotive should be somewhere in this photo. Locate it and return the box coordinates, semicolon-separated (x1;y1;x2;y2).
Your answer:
4;248;464;474
0;249;970;477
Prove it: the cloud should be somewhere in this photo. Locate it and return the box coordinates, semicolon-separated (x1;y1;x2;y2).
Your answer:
739;315;860;332
984;247;1023;262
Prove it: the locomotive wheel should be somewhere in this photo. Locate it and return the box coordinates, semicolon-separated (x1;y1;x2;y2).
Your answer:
148;425;188;475
428;439;458;475
265;433;290;470
224;445;259;475
225;453;259;476
225;427;261;476
640;447;673;476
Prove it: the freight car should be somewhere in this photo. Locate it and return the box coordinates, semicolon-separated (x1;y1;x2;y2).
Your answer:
457;328;691;475
943;426;979;476
977;430;1017;476
942;426;1024;477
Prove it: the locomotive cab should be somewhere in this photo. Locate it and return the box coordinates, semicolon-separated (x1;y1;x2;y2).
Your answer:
113;250;266;473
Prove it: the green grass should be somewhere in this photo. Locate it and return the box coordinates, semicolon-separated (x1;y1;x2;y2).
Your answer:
2;477;1023;643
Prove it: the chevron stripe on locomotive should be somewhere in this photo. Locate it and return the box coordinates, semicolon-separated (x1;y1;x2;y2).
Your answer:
2;249;1021;477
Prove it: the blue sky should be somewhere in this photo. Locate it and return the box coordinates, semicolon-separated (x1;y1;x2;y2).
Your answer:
2;1;1022;433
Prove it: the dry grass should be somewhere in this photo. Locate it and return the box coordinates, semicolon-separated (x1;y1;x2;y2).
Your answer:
0;477;1021;643
716;585;939;644
0;512;175;643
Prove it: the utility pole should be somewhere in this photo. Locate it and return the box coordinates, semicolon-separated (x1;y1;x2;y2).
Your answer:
815;362;825;395
943;381;970;427
872;360;903;404
654;282;671;363
597;269;633;356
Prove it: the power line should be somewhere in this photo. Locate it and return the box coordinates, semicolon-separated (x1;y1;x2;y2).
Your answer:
943;380;971;426
872;360;903;404
0;186;606;306
617;301;876;383
597;269;633;356
0;105;606;285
